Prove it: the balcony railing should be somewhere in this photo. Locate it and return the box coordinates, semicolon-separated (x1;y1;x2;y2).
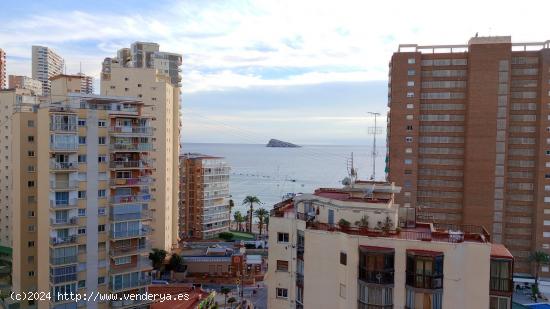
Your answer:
50;199;77;209
50;123;77;132
50;161;79;170
50;255;78;265
109;242;152;256
50;180;79;190
109;177;152;187
359;268;395;285
50;217;78;226
406;272;443;289
110;210;152;222
110;160;151;169
109;143;153;152
109;276;152;292
490;277;513;293
50;142;78;151
109;126;153;135
50;235;78;246
50;272;78;284
110;194;151;204
109;257;152;275
110;228;152;239
358;301;393;309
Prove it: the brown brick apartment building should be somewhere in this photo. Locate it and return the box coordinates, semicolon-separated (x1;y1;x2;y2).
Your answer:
386;36;550;275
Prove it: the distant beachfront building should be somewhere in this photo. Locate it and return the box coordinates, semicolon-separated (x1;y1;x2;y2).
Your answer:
32;45;64;97
8;75;43;96
180;153;231;239
267;180;514;309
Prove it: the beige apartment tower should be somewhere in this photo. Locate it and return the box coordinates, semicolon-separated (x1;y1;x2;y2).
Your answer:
386;36;550;275
0;49;6;89
101;42;182;251
180;154;231;239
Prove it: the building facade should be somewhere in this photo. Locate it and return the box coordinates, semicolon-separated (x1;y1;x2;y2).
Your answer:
180;154;231;239
50;74;94;96
386;36;550;275
267;180;514;309
8;76;154;309
8;75;43;96
0;49;6;89
31;46;64;98
101;42;182;251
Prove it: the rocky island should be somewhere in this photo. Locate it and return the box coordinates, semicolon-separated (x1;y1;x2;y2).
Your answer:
266;139;301;148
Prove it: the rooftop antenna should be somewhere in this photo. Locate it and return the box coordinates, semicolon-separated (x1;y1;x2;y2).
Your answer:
367;112;382;180
346;152;358;185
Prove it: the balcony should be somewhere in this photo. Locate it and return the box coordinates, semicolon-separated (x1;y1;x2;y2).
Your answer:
109;143;152;152
109;257;152;275
109;177;152;187
50;142;78;152
359;268;395;285
50;180;79;191
50;272;77;284
109;126;153;136
490;277;513;294
110;194;152;204
110;242;152;257
50;123;77;132
109;276;151;292
50;161;79;171
110;227;152;240
110;210;152;222
50;235;78;246
110;160;151;169
50;255;78;265
406;272;443;289
50;199;77;209
296;273;304;287
50;217;78;227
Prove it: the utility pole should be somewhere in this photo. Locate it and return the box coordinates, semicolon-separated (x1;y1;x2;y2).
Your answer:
368;112;381;180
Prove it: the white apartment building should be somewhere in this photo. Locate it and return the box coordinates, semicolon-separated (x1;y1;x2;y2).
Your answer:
31;46;64;97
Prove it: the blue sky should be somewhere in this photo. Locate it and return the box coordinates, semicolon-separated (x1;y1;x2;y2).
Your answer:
1;0;549;144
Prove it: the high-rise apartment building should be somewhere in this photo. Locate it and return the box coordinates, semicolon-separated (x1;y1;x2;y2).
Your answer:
0;49;6;89
9;75;43;96
32;46;64;97
267;180;514;309
179;153;231;239
101;42;182;251
8;76;154;309
386;36;550;275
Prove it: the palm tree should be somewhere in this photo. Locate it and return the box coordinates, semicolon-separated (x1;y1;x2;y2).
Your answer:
149;248;167;270
264;214;269;233
242;196;262;233
529;251;550;292
220;286;231;308
229;199;235;229
233;211;244;231
168;254;185;272
254;208;269;236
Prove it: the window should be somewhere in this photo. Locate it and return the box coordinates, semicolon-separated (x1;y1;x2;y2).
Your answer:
98;225;105;232
137;84;142;88
406;125;413;131
78;155;86;163
78;228;86;235
27;165;35;172
78;191;86;199
28;225;35;232
407;69;416;76
114;256;131;265
78;136;86;145
406;104;414;109
28;271;35;277
404;159;413;165
339;283;346;299
28;136;34;142
98;120;106;127
406;92;414;98
408;58;416;64
276;288;288;299
406;115;413;120
405;170;412;175
407;81;415;87
406;137;413;143
28;211;35;217
340;252;347;265
277;232;289;243
28;151;35;157
78;280;85;288
78;209;86;217
28;241;35;247
78;119;86;126
27;181;35;188
98;208;106;216
98;156;107;163
98;190;106;198
405;148;412;153
27;120;35;127
98;277;105;285
98;137;106;144
276;260;289;271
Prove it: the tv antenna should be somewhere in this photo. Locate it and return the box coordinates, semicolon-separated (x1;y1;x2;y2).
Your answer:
346;152;358;182
367;112;382;180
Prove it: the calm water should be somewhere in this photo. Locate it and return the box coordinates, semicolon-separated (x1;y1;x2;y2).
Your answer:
183;143;386;214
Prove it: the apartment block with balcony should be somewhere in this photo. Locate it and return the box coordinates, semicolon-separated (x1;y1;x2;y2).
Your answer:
9;75;43;96
101;42;181;251
266;180;514;309
386;36;550;275
180;154;231;239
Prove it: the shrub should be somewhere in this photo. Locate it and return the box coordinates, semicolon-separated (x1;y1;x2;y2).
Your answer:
218;232;234;241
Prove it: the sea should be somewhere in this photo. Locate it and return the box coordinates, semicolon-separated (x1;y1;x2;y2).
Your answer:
183;143;386;214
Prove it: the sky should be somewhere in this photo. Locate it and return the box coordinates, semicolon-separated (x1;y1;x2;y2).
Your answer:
1;0;550;145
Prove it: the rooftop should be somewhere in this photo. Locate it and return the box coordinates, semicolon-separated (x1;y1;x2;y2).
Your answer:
397;36;550;53
180;152;224;160
313;188;391;204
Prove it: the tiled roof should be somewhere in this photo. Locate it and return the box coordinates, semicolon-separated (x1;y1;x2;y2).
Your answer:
491;244;514;259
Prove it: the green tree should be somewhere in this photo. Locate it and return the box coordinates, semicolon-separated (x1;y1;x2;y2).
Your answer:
242;196;262;233
227;297;237;309
529;251;550;293
264;215;269;233
233;211;244;232
229;199;235;229
168;254;185;272
149;248;167;270
254;208;269;236
220;286;231;308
